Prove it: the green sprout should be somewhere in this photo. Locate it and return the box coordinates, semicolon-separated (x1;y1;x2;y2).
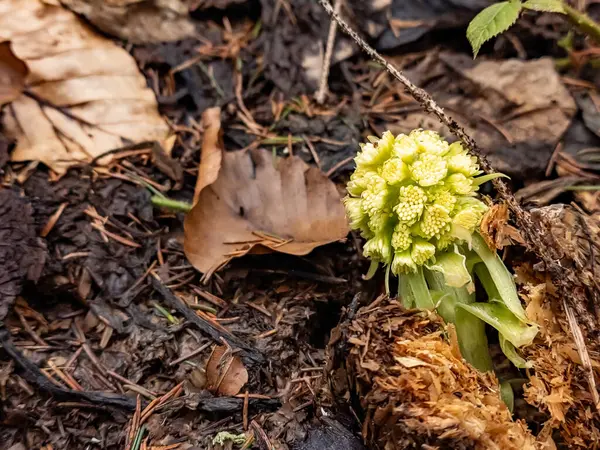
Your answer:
344;129;538;373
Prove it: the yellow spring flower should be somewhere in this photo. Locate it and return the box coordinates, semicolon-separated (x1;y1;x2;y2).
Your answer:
344;129;498;275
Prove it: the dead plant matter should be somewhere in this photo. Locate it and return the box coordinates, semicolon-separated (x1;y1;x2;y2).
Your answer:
346;297;535;450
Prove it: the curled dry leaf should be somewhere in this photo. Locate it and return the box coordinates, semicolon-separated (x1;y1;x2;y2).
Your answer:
59;0;196;43
480;203;525;250
184;122;349;279
0;0;169;174
205;345;248;396
193;107;223;205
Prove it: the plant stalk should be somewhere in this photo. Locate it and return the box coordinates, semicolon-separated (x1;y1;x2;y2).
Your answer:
563;4;600;44
151;195;192;213
405;267;435;309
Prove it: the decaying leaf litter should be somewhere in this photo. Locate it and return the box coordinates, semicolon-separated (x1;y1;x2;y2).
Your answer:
1;0;600;448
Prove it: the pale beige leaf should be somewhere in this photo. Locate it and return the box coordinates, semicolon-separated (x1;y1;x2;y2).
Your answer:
25;47;139;83
394;356;431;368
184;145;350;277
1;0;169;173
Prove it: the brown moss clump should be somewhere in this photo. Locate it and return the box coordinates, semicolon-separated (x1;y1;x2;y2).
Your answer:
518;269;600;448
346;297;535;450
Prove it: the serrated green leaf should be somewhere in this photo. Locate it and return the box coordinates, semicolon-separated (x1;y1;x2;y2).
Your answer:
522;0;566;13
467;1;522;57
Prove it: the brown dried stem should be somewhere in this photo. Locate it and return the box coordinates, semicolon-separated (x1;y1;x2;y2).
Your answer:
315;0;342;104
317;0;599;406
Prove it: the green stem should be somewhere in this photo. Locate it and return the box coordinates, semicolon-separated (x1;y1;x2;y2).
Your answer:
424;269;459;323
425;267;492;372
406;267;435;309
398;275;415;308
131;425;147;450
471;233;527;323
152;301;179;324
563;4;600;44
455;306;494;372
474;263;500;300
500;381;514;413
151;195;192;213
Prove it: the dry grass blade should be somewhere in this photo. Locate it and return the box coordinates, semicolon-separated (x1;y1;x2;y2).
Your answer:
0;0;169;174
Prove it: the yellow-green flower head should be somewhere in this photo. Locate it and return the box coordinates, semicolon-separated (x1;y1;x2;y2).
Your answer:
344;129;495;275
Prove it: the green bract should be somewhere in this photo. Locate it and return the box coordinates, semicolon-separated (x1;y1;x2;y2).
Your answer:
344;129;490;274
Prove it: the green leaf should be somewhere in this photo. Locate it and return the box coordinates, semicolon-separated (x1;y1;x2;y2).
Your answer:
522;0;566;13
456;302;539;348
426;248;472;288
471;232;528;323
474;263;500;301
467;1;522;57
473;172;510;186
499;333;533;369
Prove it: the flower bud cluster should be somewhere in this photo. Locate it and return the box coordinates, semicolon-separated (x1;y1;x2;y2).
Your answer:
344;130;489;274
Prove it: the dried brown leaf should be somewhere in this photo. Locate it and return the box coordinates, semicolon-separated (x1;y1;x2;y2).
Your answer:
0;0;169;174
184;146;349;277
480;203;525;250
0;42;27;105
205;345;248;396
193;107;222;205
59;0;196;43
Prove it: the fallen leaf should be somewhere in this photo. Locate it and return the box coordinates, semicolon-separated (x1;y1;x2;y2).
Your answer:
0;42;27;105
184;146;349;278
59;0;196;43
193;107;223;205
205;345;248;396
0;0;169;174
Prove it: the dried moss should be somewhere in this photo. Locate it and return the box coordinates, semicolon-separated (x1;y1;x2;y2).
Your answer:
346;297;535;449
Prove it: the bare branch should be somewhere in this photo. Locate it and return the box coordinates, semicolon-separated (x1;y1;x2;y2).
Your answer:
315;0;342;104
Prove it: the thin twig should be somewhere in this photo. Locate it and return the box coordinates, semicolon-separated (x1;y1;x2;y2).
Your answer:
563;298;600;407
315;0;342;104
